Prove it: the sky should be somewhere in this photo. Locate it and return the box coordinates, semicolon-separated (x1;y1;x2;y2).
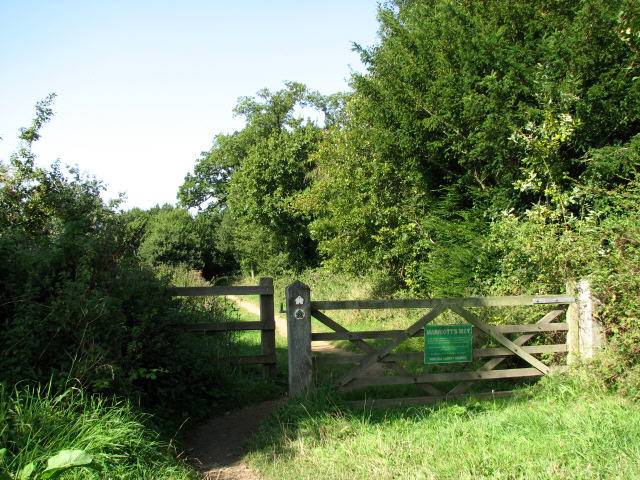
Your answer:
0;1;380;209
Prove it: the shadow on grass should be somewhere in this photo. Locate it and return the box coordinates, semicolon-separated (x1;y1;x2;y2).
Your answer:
244;379;541;463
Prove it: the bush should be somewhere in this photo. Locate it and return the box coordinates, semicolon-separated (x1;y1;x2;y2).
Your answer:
479;178;640;361
0;97;241;424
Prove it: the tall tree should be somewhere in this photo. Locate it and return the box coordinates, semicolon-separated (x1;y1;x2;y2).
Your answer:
303;0;640;294
179;82;342;274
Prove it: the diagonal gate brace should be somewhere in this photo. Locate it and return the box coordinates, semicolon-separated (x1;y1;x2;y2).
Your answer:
312;309;443;396
450;305;550;375
335;305;447;388
447;309;563;396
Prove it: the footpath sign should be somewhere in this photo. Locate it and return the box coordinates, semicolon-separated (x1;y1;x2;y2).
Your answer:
424;324;472;364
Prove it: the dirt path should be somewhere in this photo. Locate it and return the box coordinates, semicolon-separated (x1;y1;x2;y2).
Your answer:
185;398;284;480
185;296;372;480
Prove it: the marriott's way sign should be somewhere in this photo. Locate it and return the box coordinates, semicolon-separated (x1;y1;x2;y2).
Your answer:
424;324;472;364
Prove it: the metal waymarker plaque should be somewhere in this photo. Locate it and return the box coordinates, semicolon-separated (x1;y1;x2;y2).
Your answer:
424;324;472;364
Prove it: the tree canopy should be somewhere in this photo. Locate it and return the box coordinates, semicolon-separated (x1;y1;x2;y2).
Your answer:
179;82;342;273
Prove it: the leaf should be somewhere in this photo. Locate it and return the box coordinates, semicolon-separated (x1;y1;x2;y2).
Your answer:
18;463;34;480
0;449;6;464
39;450;100;479
0;471;12;480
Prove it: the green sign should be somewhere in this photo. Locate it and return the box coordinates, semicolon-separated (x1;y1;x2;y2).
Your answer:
424;324;472;364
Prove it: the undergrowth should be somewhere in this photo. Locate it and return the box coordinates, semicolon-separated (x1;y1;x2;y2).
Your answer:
0;383;195;480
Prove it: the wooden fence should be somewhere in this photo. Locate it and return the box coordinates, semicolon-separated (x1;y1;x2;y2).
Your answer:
170;277;276;379
286;280;601;407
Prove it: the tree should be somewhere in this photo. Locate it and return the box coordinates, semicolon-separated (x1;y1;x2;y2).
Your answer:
302;0;640;294
179;82;339;273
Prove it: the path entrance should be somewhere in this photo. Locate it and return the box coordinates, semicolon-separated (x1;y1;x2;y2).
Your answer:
186;293;372;480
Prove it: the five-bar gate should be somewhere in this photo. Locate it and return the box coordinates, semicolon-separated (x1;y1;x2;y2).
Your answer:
286;280;582;407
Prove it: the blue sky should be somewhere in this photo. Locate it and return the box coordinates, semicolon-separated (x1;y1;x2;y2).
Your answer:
0;1;380;209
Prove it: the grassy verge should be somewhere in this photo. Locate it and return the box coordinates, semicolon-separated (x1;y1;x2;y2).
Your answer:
246;371;640;480
0;384;196;480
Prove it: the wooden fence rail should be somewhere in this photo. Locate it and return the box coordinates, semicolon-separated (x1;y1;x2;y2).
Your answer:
171;277;276;379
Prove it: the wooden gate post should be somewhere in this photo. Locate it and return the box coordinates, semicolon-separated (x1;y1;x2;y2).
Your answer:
567;278;604;363
259;277;277;379
286;280;312;397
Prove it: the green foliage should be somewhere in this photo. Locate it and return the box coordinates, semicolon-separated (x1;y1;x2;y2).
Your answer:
225;121;321;273
122;206;237;280
478;164;640;359
0;385;195;480
136;205;203;269
0;97;244;424
303;0;640;297
180;82;337;274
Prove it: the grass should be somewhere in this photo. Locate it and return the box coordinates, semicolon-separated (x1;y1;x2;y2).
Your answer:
0;383;196;480
246;371;640;479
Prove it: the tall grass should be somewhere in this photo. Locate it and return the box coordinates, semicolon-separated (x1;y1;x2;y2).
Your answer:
0;384;195;479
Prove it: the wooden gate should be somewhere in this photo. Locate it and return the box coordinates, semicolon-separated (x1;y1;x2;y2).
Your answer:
286;281;579;407
171;277;277;379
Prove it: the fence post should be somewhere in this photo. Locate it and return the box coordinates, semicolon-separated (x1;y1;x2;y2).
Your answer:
259;277;277;379
566;278;604;363
286;280;312;397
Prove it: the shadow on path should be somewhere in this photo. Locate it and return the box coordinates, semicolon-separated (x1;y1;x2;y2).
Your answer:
186;398;285;480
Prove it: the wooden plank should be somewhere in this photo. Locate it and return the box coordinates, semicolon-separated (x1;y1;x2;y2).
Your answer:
311;323;568;340
474;344;567;357
311;309;379;351
451;306;550;375
312;295;574;311
229;354;273;365
447;309;564;396
259;277;277;379
344;367;546;390
180;321;264;332
311;309;443;396
313;344;568;365
335;305;447;388
169;285;273;297
345;390;516;409
312;330;410;340
496;323;568;333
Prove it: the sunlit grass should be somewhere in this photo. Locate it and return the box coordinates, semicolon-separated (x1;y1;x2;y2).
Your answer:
247;372;640;480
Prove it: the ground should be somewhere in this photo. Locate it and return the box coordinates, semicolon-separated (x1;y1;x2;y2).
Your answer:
185;398;282;480
184;295;382;480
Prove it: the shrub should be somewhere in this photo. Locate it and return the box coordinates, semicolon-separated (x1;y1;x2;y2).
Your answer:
0;97;240;424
